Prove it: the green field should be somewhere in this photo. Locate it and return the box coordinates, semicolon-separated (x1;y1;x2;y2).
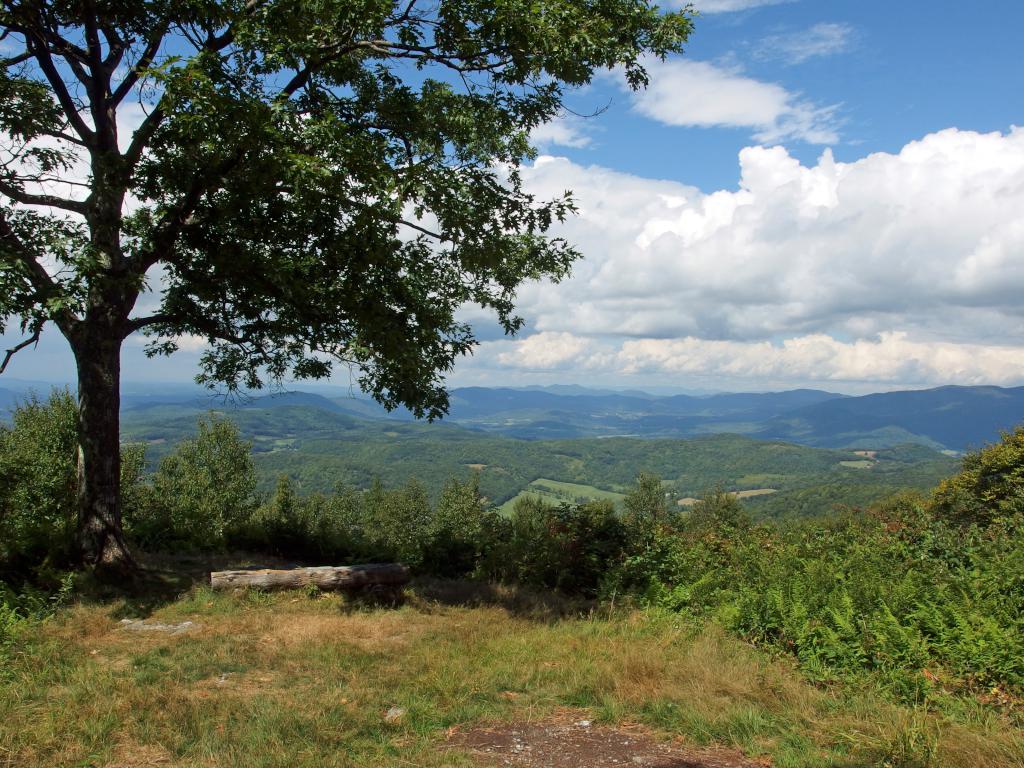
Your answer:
497;478;627;514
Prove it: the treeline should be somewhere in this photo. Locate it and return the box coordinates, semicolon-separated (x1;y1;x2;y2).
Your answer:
2;391;1022;704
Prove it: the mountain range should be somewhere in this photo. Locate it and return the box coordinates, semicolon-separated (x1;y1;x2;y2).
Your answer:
3;380;1024;452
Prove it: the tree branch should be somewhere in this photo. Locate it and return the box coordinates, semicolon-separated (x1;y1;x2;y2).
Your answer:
110;21;169;107
0;324;41;374
1;50;32;67
0;179;88;214
24;35;95;145
124;312;173;335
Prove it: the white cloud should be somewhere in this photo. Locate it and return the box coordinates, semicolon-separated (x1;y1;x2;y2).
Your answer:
754;23;855;65
629;59;839;144
464;127;1024;388
495;331;594;370
468;331;1024;389
531;115;593;149
614;333;1024;386
691;0;795;12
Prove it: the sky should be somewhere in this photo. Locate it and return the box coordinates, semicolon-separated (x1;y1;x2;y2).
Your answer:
5;0;1024;394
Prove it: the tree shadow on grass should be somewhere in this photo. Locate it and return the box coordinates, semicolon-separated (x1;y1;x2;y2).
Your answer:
83;549;301;619
409;577;599;622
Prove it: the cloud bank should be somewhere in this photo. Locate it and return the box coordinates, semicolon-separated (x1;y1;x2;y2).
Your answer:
459;127;1024;389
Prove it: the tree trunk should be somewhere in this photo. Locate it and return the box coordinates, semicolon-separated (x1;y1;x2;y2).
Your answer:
74;332;135;575
210;564;411;592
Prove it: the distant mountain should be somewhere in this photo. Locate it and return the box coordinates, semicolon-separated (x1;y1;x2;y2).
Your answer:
0;387;22;415
438;386;845;439
761;385;1024;451
9;376;1023;452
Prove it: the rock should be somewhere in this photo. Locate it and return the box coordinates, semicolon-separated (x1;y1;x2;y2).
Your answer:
384;706;406;723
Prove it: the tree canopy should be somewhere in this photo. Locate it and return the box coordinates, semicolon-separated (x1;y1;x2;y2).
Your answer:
1;0;692;414
0;0;693;568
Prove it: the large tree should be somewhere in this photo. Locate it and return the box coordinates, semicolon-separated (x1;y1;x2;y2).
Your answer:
0;0;691;572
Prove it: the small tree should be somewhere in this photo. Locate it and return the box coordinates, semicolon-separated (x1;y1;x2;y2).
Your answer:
0;390;78;572
0;0;693;572
687;485;751;533
362;477;433;567
0;389;143;575
426;474;487;576
131;414;257;549
622;471;669;546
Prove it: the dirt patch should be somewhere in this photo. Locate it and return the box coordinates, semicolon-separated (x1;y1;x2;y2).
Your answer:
444;715;769;768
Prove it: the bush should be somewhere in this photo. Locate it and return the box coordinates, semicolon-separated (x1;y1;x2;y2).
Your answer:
931;426;1024;527
127;414;257;550
424;475;489;577
0;390;144;578
481;496;626;596
0;390;79;575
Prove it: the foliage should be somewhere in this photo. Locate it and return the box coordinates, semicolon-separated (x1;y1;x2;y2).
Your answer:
126;415;258;550
424;475;489;577
0;390;78;574
480;496;626;596
0;573;73;669
610;487;1024;701
931;425;1024;526
687;485;752;533
0;390;144;577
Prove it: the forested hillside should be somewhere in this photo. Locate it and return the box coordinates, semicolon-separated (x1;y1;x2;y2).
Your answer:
118;402;958;519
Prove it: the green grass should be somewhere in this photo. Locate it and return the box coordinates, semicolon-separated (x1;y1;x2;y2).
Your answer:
497;478;626;514
1;582;1021;768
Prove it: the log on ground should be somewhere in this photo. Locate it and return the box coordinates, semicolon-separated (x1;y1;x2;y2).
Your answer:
209;563;410;592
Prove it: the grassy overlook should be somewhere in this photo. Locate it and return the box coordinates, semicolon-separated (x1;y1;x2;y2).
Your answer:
2;393;1024;767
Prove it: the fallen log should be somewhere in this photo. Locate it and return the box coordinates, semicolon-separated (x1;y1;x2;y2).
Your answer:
209;563;410;593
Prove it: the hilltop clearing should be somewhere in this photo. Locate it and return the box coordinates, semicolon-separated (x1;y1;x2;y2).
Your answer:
2;579;1021;768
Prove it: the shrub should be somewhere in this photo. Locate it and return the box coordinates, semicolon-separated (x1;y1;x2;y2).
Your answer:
481;496;626;596
931;426;1024;527
424;475;489;577
0;390;79;575
127;414;257;550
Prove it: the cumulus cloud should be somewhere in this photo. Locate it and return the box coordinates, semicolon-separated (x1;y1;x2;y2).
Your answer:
468;331;1024;389
495;331;595;370
466;127;1024;388
629;59;839;144
754;23;855;65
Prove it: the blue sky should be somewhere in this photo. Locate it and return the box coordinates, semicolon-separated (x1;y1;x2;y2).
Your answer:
5;0;1024;394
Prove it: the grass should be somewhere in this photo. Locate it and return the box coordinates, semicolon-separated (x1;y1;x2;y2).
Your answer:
497;478;627;514
1;581;1022;768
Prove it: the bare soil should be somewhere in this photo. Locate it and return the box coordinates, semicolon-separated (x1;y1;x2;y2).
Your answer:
444;713;770;768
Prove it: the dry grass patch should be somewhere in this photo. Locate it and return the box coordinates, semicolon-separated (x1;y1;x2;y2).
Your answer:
260;609;424;652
